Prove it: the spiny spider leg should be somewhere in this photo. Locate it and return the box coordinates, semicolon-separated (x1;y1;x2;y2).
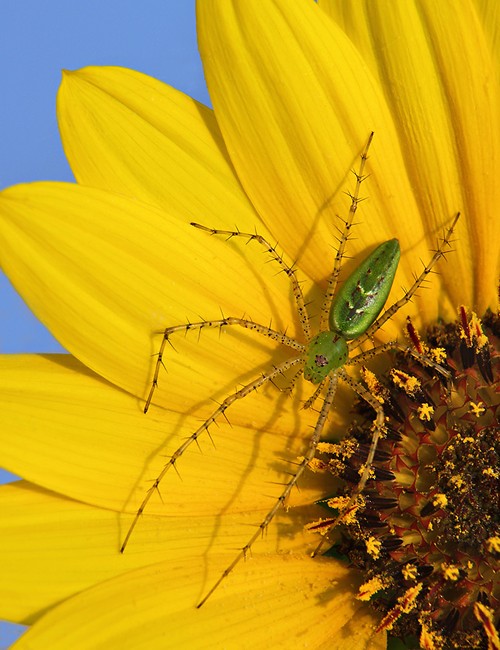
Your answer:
302;378;328;410
196;375;338;608
121;354;305;553
195;136;377;604
310;214;460;556
144;318;305;413
354;212;460;350
190;223;312;341
348;340;451;381
124;224;315;552
319;131;374;330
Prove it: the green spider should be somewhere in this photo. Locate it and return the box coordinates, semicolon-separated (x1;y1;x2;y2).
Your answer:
120;133;458;606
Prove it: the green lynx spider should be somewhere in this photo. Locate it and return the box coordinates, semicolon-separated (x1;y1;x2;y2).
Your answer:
121;133;458;606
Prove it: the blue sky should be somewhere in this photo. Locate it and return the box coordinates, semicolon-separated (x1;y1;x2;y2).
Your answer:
0;2;209;646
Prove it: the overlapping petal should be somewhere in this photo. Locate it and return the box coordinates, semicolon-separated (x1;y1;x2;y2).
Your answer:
0;183;302;403
57;66;264;234
320;0;500;314
5;534;385;649
0;355;329;633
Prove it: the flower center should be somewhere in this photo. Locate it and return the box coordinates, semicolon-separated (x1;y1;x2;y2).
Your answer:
308;308;499;649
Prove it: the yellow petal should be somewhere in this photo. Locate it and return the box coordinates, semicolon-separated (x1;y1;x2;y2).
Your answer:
10;551;384;649
57;66;261;234
0;184;302;403
320;0;500;314
0;355;323;516
476;0;500;72
0;481;321;625
196;0;456;322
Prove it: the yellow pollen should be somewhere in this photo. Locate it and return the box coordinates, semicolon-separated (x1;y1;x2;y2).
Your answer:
470;312;489;349
316;442;338;454
376;584;423;632
304;518;332;536
449;474;466;491
398;585;423;612
430;347;447;364
402;564;418;581
483;467;499;479
390;369;421;395
473;602;500;648
418;403;435;421
365;536;382;559
326;495;364;525
305;457;326;472
357;575;389;601
469;401;486;417
432;493;448;509
441;563;460;581
361;367;384;403
486;536;500;553
358;461;376;482
419;623;444;650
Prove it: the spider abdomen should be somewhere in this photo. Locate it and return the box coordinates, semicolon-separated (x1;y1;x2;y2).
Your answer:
329;239;400;339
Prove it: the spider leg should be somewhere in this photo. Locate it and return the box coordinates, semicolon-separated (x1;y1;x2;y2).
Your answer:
319;132;374;329
311;368;386;556
122;354;305;553
191;223;312;341
145;317;305;412
196;374;338;607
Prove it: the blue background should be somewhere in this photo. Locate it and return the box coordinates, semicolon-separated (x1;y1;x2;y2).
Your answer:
0;2;208;645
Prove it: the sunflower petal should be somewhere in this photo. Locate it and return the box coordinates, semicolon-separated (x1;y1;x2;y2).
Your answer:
320;0;500;314
0;481;323;625
196;0;435;306
57;66;261;233
0;354;322;514
9;550;384;649
0;184;300;401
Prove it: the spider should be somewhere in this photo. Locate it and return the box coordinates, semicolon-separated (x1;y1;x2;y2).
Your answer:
120;132;458;607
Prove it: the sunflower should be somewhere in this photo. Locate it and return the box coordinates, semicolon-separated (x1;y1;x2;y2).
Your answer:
0;2;498;649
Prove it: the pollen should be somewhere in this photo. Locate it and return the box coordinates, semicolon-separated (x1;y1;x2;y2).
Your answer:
326;495;364;525
486;536;500;553
469;311;489;349
305;457;327;473
432;493;448;509
441;563;461;581
419;624;444;650
401;563;418;581
418;402;434;421
430;346;448;364
376;584;423;632
474;602;500;648
304;518;335;536
390;369;421;395
361;367;385;403
470;400;486;417
316;442;338;454
357;575;389;601
365;536;382;558
449;474;466;491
